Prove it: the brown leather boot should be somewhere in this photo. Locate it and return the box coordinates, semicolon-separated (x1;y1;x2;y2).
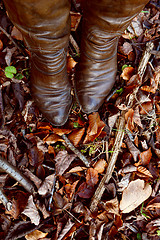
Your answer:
75;0;149;114
3;0;72;126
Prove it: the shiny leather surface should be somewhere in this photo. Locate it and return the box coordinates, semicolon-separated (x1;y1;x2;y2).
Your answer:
3;0;72;126
75;0;149;113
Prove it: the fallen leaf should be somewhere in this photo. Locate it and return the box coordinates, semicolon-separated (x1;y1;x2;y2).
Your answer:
70;11;81;31
67;56;77;73
38;173;55;196
57;219;75;240
120;179;152;213
137;166;153;178
83;112;105;144
133;106;143;128
28;146;44;168
11;26;23;41
125;108;134;132
55;151;76;176
65;180;79;201
22;195;40;225
43;133;64;145
103;197;119;215
141;70;160;94
94;159;107;174
120;42;133;56
125;136;140;161
68;127;85;147
0;40;3;51
77;182;94;199
67;166;87;173
121;67;134;80
156;126;160;142
139;148;152;165
139;102;153;114
25;230;48;240
86;168;99;187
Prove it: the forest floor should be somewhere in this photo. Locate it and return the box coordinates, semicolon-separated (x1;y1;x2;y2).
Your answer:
0;0;159;239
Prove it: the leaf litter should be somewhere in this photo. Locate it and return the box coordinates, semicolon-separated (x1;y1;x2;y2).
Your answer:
0;1;159;240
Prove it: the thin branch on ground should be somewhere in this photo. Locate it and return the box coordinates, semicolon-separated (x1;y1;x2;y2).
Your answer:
62;134;90;167
0;188;12;211
0;156;36;194
0;26;24;53
90;41;154;212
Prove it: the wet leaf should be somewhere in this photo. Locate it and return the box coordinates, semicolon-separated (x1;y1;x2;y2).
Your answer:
120;179;152;213
22;195;40;226
86;168;99;187
55;151;76;176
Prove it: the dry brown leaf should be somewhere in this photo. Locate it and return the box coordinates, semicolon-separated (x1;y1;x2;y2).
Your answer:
11;26;23;41
141;70;160;94
140;102;153;114
77;182;94;199
120;179;152;213
67;56;77;73
139;148;152;165
121;67;134;80
67;166;87;173
52;128;72;136
83;112;105;144
133;106;143;128
120;42;133;56
103;197;119;215
70;11;81;31
125;136;140;162
55;151;76;176
0;40;3;51
22;167;42;189
25;230;48;240
65;180;79;200
156;126;160;142
86;168;99;187
125;108;134;132
38;173;55;196
137;166;153;178
22;195;40;225
57;219;75;240
43;133;64;145
68;127;85;147
94;159;107;174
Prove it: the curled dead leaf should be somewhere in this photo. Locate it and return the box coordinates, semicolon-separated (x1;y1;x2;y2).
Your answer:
121;67;134;80
68;127;85;147
137;166;153;178
25;230;48;240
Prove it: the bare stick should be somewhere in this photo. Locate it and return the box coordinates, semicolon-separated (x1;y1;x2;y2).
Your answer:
0;156;36;194
62;134;90;167
90;41;154;212
0;188;12;211
90;114;125;211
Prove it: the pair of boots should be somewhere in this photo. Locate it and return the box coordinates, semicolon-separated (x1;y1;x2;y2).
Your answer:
3;0;149;126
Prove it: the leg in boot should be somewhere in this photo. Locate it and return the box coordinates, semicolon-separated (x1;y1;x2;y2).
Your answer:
3;0;72;126
75;0;149;114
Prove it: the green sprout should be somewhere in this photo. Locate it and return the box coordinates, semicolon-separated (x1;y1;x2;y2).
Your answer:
5;66;17;79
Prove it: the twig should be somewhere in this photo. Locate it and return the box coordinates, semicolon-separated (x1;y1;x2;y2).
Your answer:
90;114;125;211
48;174;56;211
69;34;80;55
90;41;154;212
0;156;36;194
0;188;12;211
0;26;23;53
62;134;90;167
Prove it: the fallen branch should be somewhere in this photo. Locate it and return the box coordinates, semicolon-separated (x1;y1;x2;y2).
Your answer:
90;114;125;211
0;188;12;211
0;156;36;194
62;134;90;167
90;41;154;212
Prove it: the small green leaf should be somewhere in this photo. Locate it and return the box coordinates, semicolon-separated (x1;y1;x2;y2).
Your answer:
5;66;17;79
137;233;142;240
5;72;14;79
73;122;80;128
116;88;123;94
157;230;160;236
122;64;132;71
15;73;24;80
